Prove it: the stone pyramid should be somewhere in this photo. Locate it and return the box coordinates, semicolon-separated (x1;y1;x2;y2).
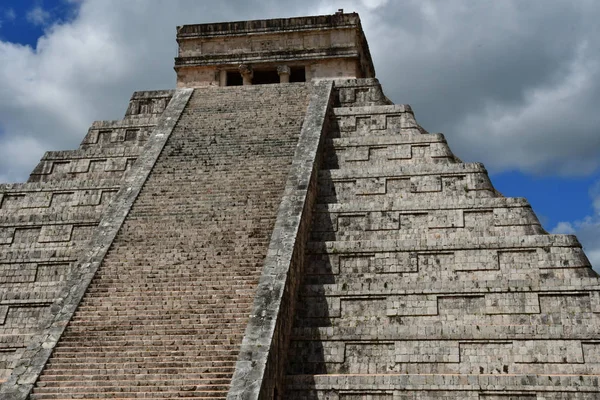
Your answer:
0;12;599;400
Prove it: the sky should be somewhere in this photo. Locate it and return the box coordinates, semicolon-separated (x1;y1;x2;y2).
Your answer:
0;0;599;268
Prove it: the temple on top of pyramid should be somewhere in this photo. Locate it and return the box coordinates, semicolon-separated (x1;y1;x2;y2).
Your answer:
1;11;599;400
174;11;375;87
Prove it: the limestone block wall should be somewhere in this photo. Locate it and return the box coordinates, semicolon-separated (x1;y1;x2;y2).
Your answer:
309;59;361;80
334;78;393;107
0;90;172;384
284;79;600;399
28;91;173;184
27;84;310;399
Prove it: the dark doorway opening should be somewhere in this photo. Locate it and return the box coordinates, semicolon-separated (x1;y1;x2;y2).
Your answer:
226;71;243;86
253;69;280;85
290;67;306;82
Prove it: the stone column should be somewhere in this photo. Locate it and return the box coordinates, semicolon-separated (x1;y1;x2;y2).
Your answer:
219;69;227;87
239;64;253;85
277;65;291;83
305;64;313;81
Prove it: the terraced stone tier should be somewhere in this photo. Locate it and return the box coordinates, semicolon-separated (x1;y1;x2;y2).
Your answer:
0;181;122;383
0;90;173;385
284;79;600;399
30;84;310;399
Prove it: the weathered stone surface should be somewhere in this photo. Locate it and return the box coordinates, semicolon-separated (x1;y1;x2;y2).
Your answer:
175;13;375;87
0;88;192;399
0;11;597;400
227;80;334;400
25;84;310;399
0;89;177;387
284;78;600;399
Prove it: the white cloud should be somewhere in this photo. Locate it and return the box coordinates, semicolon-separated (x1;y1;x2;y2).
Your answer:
0;8;16;28
370;0;600;176
552;181;600;270
26;6;51;26
0;135;46;183
453;39;600;175
359;0;389;10
555;216;600;269
551;222;576;235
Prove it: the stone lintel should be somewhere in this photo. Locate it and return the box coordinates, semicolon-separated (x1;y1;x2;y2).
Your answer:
176;13;363;39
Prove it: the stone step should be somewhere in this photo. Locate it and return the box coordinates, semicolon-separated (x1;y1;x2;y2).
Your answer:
72;306;251;314
71;307;251;315
83;279;258;285
69;312;250;321
28;170;129;184
307;234;582;254
54;337;239;354
42;146;143;161
30;392;227;400
31;382;229;394
81;285;256;293
322;161;488;179
44;361;235;370
323;139;457;169
75;300;253;309
314;195;530;213
58;333;243;341
44;355;238;364
326;132;444;147
36;375;231;384
40;368;233;377
62;324;249;333
0;211;102;226
35;384;230;394
310;225;545;242
31;396;226;400
0;179;122;193
291;319;600;341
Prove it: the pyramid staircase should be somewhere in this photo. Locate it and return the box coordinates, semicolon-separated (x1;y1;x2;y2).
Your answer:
25;84;310;399
0;90;173;385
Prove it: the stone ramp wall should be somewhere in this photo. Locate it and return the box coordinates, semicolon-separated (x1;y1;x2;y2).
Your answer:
227;81;334;400
284;79;600;399
28;84;310;399
0;90;173;385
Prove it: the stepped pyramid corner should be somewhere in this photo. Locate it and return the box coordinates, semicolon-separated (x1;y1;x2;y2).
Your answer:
0;11;599;400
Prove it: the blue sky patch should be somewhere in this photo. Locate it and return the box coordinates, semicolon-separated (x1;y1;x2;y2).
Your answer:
491;170;598;231
0;0;78;47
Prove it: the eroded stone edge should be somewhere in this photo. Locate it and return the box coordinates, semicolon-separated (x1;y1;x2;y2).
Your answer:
0;88;194;400
226;81;334;400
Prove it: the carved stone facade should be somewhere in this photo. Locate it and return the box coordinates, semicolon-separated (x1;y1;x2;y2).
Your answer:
0;12;598;400
175;12;375;87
